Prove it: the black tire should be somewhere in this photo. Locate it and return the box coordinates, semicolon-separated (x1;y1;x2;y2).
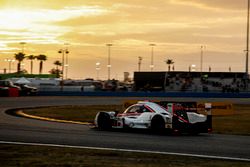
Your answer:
96;112;112;130
151;115;165;133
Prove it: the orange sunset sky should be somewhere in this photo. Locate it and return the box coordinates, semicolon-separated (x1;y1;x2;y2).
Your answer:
0;0;249;80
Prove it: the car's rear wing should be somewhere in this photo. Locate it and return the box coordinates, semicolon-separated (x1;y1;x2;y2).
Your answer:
161;102;212;133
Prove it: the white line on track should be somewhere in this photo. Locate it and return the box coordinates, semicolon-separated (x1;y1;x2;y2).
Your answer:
1;140;250;162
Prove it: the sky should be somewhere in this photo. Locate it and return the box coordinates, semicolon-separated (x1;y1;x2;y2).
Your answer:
0;0;249;80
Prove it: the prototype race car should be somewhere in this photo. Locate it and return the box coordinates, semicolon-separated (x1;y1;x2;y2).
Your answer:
94;101;212;134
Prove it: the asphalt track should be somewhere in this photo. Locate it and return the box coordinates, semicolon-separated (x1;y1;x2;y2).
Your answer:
0;96;250;161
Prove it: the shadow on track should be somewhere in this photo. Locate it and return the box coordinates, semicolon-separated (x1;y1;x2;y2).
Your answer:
90;126;211;137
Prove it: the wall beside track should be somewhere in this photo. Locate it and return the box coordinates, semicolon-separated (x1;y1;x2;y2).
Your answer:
37;91;250;98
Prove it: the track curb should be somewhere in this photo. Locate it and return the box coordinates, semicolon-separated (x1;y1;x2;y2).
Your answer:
16;110;92;125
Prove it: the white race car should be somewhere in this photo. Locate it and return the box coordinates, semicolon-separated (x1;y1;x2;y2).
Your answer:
94;101;212;134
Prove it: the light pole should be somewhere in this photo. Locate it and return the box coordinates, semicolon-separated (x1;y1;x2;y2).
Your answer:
58;49;69;91
200;45;206;72
96;62;100;80
4;58;15;73
138;56;142;72
20;42;26;53
64;51;69;79
245;0;250;81
106;43;113;80
149;44;156;71
64;43;70;79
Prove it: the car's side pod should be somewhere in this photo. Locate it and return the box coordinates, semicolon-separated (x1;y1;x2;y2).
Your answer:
95;112;112;130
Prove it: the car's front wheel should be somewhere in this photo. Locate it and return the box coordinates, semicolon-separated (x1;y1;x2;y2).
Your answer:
151;115;165;133
96;112;112;130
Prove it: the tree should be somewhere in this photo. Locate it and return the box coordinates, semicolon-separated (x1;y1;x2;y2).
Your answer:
53;60;62;78
27;55;36;74
36;54;47;74
54;60;62;70
165;59;174;72
49;68;62;78
14;52;26;73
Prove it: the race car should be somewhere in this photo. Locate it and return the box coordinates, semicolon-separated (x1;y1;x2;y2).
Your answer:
94;101;212;134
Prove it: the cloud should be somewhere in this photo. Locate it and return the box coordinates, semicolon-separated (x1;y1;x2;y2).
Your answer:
171;0;246;11
0;0;104;9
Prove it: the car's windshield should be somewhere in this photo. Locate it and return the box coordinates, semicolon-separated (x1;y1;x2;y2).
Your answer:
147;103;168;114
124;104;152;113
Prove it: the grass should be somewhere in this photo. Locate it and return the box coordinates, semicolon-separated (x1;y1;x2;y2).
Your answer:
22;104;250;135
1;144;250;167
212;104;250;135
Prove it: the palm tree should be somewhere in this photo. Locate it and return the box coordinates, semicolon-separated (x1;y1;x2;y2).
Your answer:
36;54;47;74
14;52;26;73
165;59;174;72
53;60;62;78
49;68;62;78
27;55;36;74
54;60;62;70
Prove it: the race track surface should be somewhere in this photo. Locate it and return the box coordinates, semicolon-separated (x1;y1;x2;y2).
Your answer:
0;96;250;160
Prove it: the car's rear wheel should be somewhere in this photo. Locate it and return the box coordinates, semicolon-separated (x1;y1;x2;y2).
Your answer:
96;112;112;130
151;115;165;133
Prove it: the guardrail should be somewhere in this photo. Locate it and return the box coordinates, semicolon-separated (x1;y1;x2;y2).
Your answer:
37;91;250;98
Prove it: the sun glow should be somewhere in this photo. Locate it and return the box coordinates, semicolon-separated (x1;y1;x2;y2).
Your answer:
0;6;107;47
0;6;106;30
0;10;33;30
